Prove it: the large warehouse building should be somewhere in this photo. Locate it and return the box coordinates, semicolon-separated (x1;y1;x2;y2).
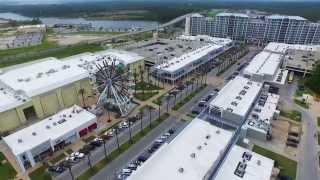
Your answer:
152;35;233;84
3;105;97;172
127;118;274;180
243;50;288;84
208;76;263;126
0;49;144;132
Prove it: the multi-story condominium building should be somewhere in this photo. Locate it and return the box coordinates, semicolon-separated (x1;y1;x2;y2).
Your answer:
186;13;320;45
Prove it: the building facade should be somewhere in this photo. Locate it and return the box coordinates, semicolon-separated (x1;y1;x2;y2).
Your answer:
186;13;320;45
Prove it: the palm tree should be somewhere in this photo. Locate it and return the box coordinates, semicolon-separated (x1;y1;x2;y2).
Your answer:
166;96;170;113
139;65;145;95
133;69;138;94
78;88;86;107
82;145;93;170
101;134;109;158
62;160;74;180
139;109;144;134
128;119;133;144
115;128;120;150
148;106;152;128
146;67;151;85
158;101;161;119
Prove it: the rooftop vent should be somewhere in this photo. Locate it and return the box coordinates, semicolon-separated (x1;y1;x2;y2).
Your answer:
178;167;184;173
216;130;220;134
206;134;211;139
32;132;37;136
190;153;196;158
46;125;50;129
231;101;238;106
197;146;202;150
17;139;23;143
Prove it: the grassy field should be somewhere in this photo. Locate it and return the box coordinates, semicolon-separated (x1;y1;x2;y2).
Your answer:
77;113;170;180
0;36;57;58
135;82;162;91
134;91;158;101
280;110;302;122
253;145;297;180
0;43;104;68
49;153;66;165
29;165;52;180
0;152;16;180
294;99;309;109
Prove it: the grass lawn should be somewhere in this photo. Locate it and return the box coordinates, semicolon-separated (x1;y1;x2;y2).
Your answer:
0;43;104;68
77;113;169;180
294;99;309;109
49;153;66;165
318;133;320;145
318;117;320;127
0;152;17;180
66;149;74;155
152;93;165;105
253;145;297;180
29;165;52;180
280;110;302;122
135;82;162;91
172;85;206;111
134;91;158;101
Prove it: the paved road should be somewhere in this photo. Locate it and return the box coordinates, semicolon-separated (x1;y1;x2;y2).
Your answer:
279;80;319;180
91;85;214;180
54;83;213;180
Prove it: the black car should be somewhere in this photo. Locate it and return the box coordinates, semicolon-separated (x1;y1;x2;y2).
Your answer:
90;141;102;147
168;128;175;134
48;165;65;173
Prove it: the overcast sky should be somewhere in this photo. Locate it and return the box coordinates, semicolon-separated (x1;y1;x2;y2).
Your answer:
1;0;319;5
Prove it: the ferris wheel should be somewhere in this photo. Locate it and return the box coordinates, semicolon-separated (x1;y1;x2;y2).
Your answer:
94;59;133;116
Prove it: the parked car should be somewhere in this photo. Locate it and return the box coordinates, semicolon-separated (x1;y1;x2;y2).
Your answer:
198;100;207;107
49;165;65;173
127;163;138;170
168;128;175;134
286;141;298;148
121;168;132;176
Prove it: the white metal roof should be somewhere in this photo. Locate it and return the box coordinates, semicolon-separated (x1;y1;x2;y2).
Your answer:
128;118;234;180
247;93;280;133
215;145;274;180
264;42;319;54
3;105;96;156
216;12;249;18
0;83;29;113
209;76;262;118
267;15;306;21
95;49;144;65
0;59;88;97
244;51;282;77
154;37;231;73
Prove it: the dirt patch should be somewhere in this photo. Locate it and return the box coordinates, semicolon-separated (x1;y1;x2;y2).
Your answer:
48;34;102;46
249;118;300;161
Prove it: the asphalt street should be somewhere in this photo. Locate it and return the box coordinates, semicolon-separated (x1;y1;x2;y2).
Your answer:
279;80;319;180
54;83;214;180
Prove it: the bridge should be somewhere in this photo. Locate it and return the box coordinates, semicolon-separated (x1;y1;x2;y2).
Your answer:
87;13;192;44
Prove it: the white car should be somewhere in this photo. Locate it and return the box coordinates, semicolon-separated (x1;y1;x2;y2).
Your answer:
155;139;164;144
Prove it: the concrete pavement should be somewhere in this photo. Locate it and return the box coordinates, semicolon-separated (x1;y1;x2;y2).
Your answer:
279;80;319;180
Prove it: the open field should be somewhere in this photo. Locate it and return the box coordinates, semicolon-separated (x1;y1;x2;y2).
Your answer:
253;145;297;180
